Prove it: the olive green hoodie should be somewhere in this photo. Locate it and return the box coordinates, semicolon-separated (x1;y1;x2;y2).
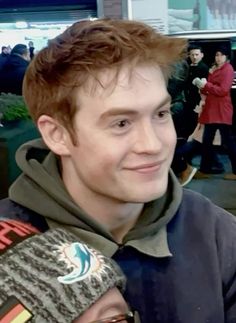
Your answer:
9;138;183;257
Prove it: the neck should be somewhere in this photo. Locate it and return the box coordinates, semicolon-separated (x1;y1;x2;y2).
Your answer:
216;61;226;68
62;169;143;243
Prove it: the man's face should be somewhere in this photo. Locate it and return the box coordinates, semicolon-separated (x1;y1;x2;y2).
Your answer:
189;49;203;64
2;48;8;55
74;288;129;323
62;64;176;203
24;49;31;61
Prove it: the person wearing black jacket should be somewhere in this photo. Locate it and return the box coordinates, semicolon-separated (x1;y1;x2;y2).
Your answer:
184;44;209;136
0;44;30;95
0;46;9;71
28;41;35;60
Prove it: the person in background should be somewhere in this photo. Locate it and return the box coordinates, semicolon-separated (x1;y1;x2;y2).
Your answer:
1;19;236;323
0;46;9;71
169;46;208;186
0;43;30;95
0;223;138;323
168;59;198;186
171;44;209;185
184;44;209;137
168;59;189;139
193;45;236;180
28;40;35;60
6;45;11;54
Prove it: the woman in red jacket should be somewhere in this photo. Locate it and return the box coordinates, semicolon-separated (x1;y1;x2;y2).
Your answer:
193;45;236;179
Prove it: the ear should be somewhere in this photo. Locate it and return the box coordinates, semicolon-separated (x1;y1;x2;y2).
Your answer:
37;115;71;156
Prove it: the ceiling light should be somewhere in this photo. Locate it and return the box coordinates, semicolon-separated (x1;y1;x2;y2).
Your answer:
15;21;28;29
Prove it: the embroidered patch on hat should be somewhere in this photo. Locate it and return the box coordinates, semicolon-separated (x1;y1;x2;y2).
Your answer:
0;220;39;255
57;242;108;284
0;295;33;323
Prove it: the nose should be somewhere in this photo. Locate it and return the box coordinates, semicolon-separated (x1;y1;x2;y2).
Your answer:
133;122;162;154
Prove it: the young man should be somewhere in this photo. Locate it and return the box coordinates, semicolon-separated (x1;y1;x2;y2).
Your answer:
0;222;137;323
0;19;236;322
172;44;210;185
184;44;209;137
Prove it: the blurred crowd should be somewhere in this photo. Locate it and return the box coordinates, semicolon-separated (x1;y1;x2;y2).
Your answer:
169;43;236;185
0;41;34;95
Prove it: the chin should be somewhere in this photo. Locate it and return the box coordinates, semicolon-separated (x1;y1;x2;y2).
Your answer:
140;189;167;202
141;177;169;202
123;184;168;203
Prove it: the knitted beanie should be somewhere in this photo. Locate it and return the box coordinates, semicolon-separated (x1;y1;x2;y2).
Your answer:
0;220;126;323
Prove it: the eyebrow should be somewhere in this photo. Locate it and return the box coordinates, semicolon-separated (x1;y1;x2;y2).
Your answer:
100;95;171;120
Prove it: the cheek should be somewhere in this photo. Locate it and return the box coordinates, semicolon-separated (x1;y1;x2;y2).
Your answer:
78;143;125;174
164;131;177;158
92;136;131;165
99;147;129;171
163;125;177;152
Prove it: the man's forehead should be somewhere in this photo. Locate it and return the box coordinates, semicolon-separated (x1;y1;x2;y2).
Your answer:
190;49;202;55
75;66;169;119
80;64;164;99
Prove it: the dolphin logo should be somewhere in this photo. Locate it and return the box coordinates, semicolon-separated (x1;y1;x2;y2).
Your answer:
57;242;102;284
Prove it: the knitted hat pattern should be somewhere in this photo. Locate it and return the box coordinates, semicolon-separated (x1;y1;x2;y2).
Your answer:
0;221;126;323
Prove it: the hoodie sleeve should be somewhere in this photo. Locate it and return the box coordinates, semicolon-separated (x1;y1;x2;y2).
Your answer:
216;210;236;323
202;64;234;97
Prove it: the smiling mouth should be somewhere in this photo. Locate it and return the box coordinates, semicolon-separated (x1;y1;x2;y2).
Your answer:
127;162;163;173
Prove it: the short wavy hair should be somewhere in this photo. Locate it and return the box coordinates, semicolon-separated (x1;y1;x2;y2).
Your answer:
11;44;28;56
23;19;186;137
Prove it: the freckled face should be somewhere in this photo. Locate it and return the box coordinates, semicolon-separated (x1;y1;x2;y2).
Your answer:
62;64;176;203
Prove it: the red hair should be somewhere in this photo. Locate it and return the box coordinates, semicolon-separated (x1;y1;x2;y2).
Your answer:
23;19;186;138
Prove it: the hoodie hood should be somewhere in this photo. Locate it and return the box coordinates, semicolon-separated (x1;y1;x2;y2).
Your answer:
10;138;183;257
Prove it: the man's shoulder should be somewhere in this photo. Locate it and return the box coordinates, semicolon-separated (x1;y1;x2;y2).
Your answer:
224;62;234;72
182;188;212;205
197;61;209;72
197;60;208;68
181;188;231;214
180;189;236;230
0;198;49;232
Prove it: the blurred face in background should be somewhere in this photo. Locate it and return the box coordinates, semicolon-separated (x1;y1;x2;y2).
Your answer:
28;41;34;48
189;49;203;65
2;47;8;55
215;51;227;67
22;49;31;62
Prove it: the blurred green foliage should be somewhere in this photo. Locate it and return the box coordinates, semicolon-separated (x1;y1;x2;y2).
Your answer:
0;93;30;121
